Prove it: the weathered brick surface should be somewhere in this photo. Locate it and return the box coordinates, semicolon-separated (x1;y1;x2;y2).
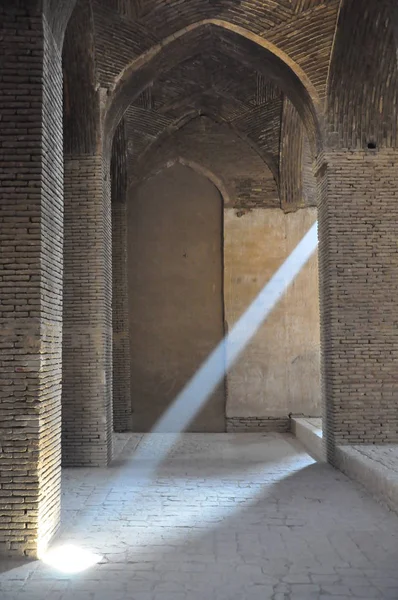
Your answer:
104;24;322;158
226;417;290;433
327;0;398;150
62;0;113;466
112;202;132;432
279;99;315;212
62;0;99;156
44;0;77;47
0;4;64;558
103;158;114;461
62;154;113;467
126;68;283;193
318;149;398;460
93;0;339;101
111;120;132;432
266;1;339;99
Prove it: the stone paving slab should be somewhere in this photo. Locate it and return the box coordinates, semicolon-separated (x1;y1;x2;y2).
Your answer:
1;433;398;599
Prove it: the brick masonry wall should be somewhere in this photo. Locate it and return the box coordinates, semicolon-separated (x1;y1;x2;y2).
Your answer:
62;154;113;467
226;418;290;433
103;158;114;462
0;6;63;558
280;98;304;211
62;0;114;464
281;100;316;213
63;0;99;156
327;0;397;150
280;97;316;212
302;134;316;207
318;149;398;461
38;13;64;559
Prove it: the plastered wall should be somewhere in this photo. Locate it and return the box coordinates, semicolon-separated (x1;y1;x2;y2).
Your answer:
224;207;321;426
128;164;226;432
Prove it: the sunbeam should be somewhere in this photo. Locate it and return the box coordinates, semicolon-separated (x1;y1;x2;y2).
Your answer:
130;221;319;480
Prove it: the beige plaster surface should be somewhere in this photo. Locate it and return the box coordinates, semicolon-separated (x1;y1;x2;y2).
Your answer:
224;207;320;419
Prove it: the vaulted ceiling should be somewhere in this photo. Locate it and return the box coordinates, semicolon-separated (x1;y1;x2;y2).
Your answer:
92;0;340;102
63;0;398;211
125;47;284;182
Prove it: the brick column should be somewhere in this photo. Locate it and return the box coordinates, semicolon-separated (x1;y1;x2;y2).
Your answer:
112;201;132;431
62;154;113;466
61;0;113;467
0;6;63;557
318;149;398;461
111;120;132;432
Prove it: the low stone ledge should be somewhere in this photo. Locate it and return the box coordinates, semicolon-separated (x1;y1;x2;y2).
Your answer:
291;417;326;462
334;445;398;515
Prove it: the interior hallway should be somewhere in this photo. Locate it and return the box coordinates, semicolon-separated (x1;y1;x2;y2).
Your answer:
1;434;398;600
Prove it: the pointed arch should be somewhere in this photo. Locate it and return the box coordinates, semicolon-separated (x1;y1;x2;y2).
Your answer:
145;156;232;207
127;109;280;190
104;20;323;158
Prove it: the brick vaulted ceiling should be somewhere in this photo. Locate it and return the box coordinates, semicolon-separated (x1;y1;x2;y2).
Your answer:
96;0;340;162
118;35;316;210
97;0;340;209
125;49;284;182
99;0;332;209
64;0;398;208
92;0;340;102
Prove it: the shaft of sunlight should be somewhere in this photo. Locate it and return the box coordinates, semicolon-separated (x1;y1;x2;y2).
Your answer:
131;221;319;481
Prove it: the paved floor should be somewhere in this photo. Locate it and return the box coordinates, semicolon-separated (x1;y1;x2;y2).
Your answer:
1;433;398;599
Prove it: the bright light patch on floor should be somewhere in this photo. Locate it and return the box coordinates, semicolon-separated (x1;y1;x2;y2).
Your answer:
41;544;102;573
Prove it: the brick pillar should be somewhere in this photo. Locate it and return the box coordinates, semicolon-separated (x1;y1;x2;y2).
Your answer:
318;149;398;461
111;120;132;432
61;0;113;467
62;154;113;466
0;6;63;557
112;201;132;431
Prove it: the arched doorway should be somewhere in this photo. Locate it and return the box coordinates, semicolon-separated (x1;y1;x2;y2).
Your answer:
128;163;226;432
